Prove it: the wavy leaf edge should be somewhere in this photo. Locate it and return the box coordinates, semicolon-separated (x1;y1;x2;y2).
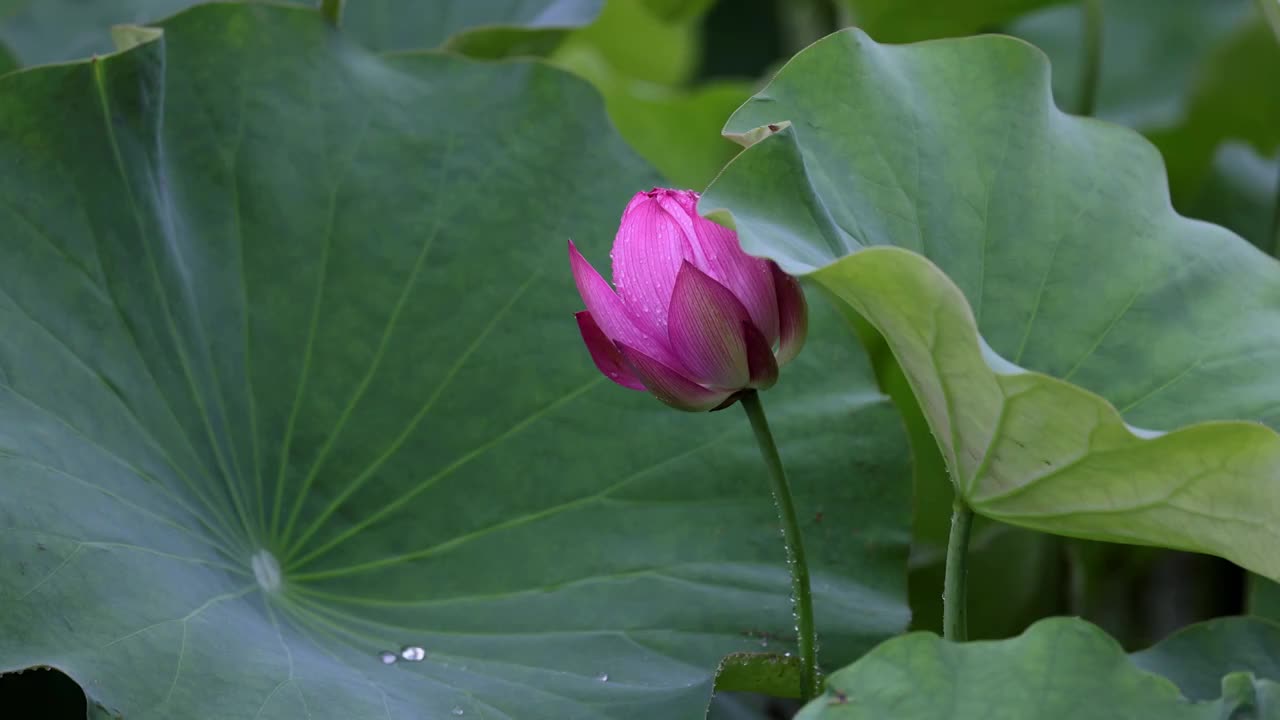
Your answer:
699;27;1280;581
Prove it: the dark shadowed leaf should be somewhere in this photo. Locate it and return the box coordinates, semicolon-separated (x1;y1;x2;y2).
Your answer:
838;0;1062;43
1131;617;1280;701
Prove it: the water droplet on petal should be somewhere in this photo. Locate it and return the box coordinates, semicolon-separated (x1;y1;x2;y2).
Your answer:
451;708;465;716
378;651;397;665
400;646;426;662
596;672;610;683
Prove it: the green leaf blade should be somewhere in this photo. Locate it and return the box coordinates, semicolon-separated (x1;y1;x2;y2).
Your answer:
0;5;912;717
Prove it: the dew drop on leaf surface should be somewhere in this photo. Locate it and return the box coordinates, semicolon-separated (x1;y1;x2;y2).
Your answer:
400;646;426;662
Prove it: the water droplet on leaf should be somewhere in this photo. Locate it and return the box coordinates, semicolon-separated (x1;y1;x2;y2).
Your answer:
596;672;609;682
400;646;426;662
378;651;397;665
451;708;465;716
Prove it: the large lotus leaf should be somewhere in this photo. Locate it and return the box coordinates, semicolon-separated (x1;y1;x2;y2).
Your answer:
793;618;1277;719
0;0;603;65
701;29;1280;579
1131;617;1280;701
0;5;914;718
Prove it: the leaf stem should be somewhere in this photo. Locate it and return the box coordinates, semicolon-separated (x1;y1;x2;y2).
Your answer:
1268;154;1280;258
320;0;345;27
740;390;819;700
1078;0;1104;117
943;495;974;641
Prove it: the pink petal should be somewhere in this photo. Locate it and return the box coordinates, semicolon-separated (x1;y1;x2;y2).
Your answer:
667;262;752;389
575;311;645;390
611;190;698;336
617;343;734;412
743;320;778;389
687;199;780;343
568;239;677;363
773;264;808;367
691;220;778;343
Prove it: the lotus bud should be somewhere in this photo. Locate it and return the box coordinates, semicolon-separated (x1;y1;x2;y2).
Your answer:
569;188;807;411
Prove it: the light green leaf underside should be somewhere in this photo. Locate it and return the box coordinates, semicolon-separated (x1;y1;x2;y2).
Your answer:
794;617;1278;719
702;30;1280;579
0;6;911;719
0;0;603;65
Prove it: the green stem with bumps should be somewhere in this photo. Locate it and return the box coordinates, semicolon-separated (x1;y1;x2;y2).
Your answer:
741;390;819;699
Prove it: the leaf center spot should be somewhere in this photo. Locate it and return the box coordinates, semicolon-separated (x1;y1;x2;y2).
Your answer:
251;550;283;593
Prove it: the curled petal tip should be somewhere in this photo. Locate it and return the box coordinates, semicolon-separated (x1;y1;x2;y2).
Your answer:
575;311;644;391
743;320;778;389
773;264;808;367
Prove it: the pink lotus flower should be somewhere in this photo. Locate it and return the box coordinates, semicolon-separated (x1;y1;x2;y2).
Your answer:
570;188;807;411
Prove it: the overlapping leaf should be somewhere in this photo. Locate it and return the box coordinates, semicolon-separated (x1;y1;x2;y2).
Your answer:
702;29;1280;579
0;6;912;718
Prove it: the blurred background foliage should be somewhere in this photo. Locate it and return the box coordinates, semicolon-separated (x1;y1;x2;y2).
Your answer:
0;0;1274;718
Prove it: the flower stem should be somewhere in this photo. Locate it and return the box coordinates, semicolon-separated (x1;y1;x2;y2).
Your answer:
320;0;345;26
943;495;974;642
1078;0;1104;117
740;390;819;700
